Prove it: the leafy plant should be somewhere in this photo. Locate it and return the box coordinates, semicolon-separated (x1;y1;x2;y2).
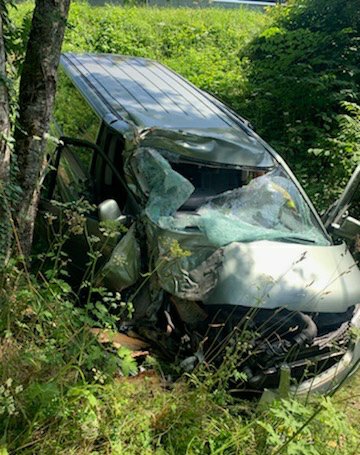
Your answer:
240;0;360;210
2;3;360;454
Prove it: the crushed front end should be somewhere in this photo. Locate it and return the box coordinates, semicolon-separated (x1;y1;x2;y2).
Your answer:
104;127;360;394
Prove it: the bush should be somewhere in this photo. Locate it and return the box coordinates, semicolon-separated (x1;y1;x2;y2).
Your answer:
12;2;359;211
240;0;360;209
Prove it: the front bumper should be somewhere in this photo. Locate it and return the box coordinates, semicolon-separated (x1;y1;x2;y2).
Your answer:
288;306;360;396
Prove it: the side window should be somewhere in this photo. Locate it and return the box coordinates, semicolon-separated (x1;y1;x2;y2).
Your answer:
54;144;96;203
48;70;101;204
99;135;127;209
53;69;100;144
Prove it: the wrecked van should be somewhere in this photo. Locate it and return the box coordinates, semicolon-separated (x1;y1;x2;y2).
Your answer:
40;53;360;395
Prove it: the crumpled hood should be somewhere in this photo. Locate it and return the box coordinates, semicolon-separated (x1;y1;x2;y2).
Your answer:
139;127;274;168
204;240;360;313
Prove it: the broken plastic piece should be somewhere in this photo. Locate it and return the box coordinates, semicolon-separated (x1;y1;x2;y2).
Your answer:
131;148;194;222
90;328;149;353
101;224;141;290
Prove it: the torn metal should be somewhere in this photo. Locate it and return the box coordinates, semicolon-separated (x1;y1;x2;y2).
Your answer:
138;127;274;168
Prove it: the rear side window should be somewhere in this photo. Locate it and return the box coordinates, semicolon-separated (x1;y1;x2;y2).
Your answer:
53;69;100;170
43;70;101;202
54;144;96;204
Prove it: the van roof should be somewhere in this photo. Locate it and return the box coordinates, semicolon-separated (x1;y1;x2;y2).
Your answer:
61;53;246;129
60;53;274;167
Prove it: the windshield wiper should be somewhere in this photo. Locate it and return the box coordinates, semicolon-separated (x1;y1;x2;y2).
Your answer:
281;236;317;245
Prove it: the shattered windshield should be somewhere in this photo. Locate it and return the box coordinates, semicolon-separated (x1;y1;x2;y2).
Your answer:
129;148;330;247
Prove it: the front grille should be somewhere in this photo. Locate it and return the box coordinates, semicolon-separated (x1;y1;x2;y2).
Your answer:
191;304;355;391
248;324;351;389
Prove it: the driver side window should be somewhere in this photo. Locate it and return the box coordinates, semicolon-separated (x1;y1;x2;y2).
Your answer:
50;69;101;204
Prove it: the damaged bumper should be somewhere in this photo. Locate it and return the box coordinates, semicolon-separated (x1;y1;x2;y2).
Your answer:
288;305;360;396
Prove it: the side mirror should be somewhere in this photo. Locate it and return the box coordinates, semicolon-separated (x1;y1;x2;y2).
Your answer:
98;199;127;223
323;165;360;229
331;216;360;241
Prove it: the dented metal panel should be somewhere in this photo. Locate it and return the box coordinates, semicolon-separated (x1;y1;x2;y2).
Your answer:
139;128;274;168
204;241;360;312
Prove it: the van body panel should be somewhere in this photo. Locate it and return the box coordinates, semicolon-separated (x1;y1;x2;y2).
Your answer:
204;241;360;312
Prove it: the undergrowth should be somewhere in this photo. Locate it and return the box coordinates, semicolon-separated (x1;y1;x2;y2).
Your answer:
1;264;359;454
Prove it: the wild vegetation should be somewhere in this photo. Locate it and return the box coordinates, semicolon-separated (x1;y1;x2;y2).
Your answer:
13;0;359;211
1;250;359;454
241;0;360;210
1;1;359;453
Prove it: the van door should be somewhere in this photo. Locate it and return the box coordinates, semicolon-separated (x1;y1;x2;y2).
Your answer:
40;137;128;285
323;164;360;244
95;126;129;212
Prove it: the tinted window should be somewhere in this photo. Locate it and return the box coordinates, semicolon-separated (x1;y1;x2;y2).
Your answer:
54;144;95;203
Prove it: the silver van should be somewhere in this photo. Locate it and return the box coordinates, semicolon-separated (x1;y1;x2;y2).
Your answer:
40;53;360;395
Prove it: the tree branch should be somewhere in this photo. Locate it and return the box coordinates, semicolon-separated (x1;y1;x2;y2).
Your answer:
13;0;71;256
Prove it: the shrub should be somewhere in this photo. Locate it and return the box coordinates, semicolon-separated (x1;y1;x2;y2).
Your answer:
240;0;360;209
12;2;359;211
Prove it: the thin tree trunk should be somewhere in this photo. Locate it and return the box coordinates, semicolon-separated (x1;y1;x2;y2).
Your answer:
14;0;70;257
0;5;12;264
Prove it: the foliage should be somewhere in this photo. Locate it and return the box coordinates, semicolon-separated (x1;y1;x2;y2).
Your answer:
2;2;360;454
12;1;360;212
1;261;359;454
256;397;359;455
240;0;360;210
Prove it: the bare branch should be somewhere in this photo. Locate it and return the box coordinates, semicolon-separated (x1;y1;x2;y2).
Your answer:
0;5;12;263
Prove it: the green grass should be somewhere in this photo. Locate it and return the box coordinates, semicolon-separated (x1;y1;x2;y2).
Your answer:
334;370;360;434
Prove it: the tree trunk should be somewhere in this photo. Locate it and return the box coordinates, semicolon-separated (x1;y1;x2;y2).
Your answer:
0;5;12;265
14;0;70;257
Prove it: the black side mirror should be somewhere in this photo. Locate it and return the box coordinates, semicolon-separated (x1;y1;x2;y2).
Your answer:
323;164;360;241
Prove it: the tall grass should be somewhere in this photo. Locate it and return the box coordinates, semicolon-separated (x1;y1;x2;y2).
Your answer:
1;263;359;453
